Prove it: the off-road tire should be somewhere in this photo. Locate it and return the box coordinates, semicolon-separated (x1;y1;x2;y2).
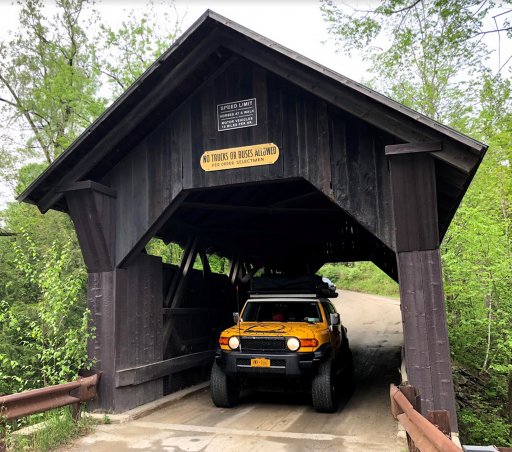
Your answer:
312;358;338;413
210;361;239;408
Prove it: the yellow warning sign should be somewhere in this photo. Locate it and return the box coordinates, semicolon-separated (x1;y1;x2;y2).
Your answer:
200;143;280;172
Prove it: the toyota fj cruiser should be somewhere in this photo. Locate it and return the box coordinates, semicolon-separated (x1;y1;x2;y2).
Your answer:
211;276;353;413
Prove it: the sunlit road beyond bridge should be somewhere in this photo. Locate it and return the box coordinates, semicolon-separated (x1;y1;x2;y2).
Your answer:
64;291;406;452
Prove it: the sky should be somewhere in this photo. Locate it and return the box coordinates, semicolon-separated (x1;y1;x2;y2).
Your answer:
0;0;374;82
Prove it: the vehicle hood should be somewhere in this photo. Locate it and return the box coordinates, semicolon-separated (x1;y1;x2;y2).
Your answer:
222;322;322;338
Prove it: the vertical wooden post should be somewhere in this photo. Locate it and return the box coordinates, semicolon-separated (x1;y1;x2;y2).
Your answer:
87;271;117;411
64;183;163;413
71;402;81;421
386;144;458;432
400;384;421;452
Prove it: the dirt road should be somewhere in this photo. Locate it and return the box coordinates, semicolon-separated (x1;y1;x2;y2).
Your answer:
66;290;405;451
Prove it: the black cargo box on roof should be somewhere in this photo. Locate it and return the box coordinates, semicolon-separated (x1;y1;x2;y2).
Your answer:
250;275;337;298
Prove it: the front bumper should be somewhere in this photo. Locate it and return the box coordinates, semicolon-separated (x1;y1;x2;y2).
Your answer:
216;346;329;377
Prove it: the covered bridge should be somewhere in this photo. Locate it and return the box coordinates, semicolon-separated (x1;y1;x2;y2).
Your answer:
19;11;486;429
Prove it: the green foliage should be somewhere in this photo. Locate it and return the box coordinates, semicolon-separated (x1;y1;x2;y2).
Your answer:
146;238;184;265
318;262;400;298
459;409;510;446
0;231;90;393
207;253;229;275
320;0;491;122
98;1;181;97
0;0;106;170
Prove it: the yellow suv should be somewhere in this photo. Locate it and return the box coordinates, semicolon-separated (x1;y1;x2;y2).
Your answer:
211;289;353;413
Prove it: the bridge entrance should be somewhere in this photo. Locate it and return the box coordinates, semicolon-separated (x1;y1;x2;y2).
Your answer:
19;11;487;431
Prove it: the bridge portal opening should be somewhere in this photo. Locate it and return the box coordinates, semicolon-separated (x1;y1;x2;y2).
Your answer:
141;178;397;396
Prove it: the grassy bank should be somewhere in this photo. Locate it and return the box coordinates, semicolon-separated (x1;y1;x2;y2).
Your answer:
3;406;94;452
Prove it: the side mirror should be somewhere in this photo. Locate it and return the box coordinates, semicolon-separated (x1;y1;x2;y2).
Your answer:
330;313;340;326
233;312;240;324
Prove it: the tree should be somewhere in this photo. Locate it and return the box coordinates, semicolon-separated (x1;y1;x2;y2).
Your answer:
0;0;180;187
98;1;182;98
320;0;510;124
0;232;89;393
0;0;106;171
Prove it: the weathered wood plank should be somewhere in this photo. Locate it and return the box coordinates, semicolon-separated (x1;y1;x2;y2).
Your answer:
87;271;116;411
37;35;223;213
373;129;395;250
385;142;442;155
389;153;439;252
115;351;215;387
329;109;350;212
64;186;115;272
422;250;458;429
58;180;117;198
397;250;458;431
162;308;219;316
114;254;163;411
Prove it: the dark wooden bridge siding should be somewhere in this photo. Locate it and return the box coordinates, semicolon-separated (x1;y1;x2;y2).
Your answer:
108;58;397;266
87;254;163;412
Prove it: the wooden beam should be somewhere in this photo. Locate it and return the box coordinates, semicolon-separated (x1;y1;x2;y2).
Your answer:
388;153;439;252
115;350;214;387
162;237;199;353
270;190;321;207
57;180;117;198
64;188;115;272
162;308;219;316
116;191;188;269
389;149;458;430
397;250;458;431
180;201;339;214
385;142;442;156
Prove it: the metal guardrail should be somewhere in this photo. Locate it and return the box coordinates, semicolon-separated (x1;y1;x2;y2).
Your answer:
0;373;100;421
390;384;461;452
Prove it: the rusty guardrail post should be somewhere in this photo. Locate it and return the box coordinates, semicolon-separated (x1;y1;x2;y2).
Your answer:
390;384;461;452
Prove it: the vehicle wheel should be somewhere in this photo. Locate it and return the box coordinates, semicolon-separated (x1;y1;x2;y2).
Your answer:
210;361;239;408
312;358;338;413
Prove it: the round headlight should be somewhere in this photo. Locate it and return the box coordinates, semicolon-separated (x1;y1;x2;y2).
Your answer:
228;336;240;350
287;337;300;351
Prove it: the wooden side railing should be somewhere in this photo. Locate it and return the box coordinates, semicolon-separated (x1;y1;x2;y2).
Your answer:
390;384;462;452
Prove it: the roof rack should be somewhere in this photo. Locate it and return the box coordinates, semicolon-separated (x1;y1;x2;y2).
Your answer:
249;275;338;298
249;293;319;299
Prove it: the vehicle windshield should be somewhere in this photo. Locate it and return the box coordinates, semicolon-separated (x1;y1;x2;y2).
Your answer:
241;301;322;323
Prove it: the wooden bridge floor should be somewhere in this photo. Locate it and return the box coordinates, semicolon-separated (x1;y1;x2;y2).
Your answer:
66;291;406;451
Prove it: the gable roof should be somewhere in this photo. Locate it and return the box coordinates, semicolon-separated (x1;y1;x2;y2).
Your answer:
19;9;487;213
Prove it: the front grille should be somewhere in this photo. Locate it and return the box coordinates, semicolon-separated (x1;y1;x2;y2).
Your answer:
271;359;286;366
240;337;286;351
237;358;251;366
